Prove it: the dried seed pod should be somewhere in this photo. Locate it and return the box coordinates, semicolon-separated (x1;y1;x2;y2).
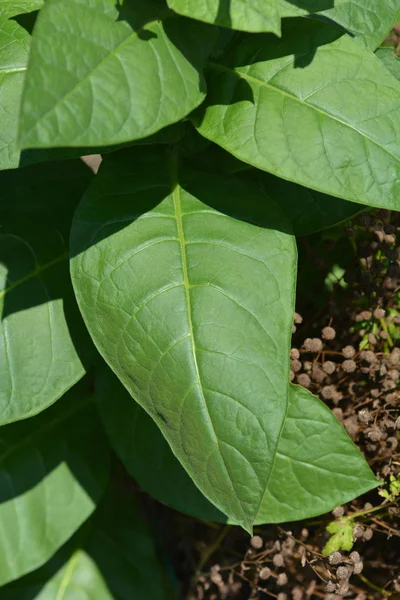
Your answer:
297;373;311;388
329;551;342;565
374;308;385;319
353;525;365;539
291;359;302;373
277;594;288;600
321;385;335;400
259;567;271;580
367;428;382;442
277;573;288;586
361;310;372;320
290;370;295;382
332;506;345;518
294;312;303;324
290;348;300;360
363;527;374;541
344;416;359;438
353;561;364;575
368;333;377;345
322;326;336;340
304;338;323;352
292;586;303;600
342;359;356;373
387;436;398;449
325;581;336;593
337;580;350;595
362;350;377;364
358;409;372;424
323;361;336;374
273;553;285;568
390;347;400;366
349;551;361;564
333;408;343;421
336;566;350;579
342;345;355;358
311;365;326;383
250;535;263;549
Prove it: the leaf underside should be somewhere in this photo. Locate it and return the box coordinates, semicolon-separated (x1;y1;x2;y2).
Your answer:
70;147;297;532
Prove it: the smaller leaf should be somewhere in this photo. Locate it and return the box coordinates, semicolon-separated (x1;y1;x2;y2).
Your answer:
0;0;43;19
0;378;109;586
376;48;400;81
323;520;355;555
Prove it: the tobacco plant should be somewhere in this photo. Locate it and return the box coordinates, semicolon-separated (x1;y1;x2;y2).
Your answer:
1;0;399;595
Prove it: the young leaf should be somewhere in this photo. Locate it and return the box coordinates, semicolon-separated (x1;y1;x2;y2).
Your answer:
71;147;297;533
0;489;176;599
0;19;29;170
19;0;214;149
167;0;281;34
0;160;93;425
96;368;379;525
0;0;43;19
0;378;109;586
196;18;400;211
279;0;400;50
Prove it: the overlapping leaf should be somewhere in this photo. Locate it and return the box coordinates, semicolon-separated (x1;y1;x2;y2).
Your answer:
19;0;214;149
71;147;297;532
279;0;400;50
0;379;109;586
96;367;379;525
0;19;29;170
196;18;400;211
376;48;400;81
167;0;281;34
0;0;43;19
0;160;93;425
0;489;176;599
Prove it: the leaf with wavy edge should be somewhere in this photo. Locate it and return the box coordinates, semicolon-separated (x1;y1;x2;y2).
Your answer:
96;367;379;525
71;147;297;532
195;18;400;211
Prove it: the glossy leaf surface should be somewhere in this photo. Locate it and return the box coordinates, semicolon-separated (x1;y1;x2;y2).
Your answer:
97;368;379;525
167;0;281;34
0;490;175;599
0;379;109;586
0;19;29;170
196;19;400;210
71;148;297;532
19;0;213;149
0;160;93;425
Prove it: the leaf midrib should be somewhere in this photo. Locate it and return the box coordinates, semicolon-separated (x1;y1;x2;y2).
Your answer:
206;60;400;166
171;166;248;528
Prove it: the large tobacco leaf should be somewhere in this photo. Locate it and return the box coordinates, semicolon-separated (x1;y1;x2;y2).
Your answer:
96;367;379;525
0;490;176;600
71;148;297;533
279;0;400;50
19;0;214;149
196;18;400;211
0;19;29;170
0;160;93;425
167;0;281;34
0;379;109;586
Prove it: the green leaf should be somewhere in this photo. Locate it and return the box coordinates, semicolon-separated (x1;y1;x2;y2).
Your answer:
0;19;29;170
0;489;176;599
70;147;297;532
167;0;281;34
0;160;93;425
376;48;400;81
261;173;365;236
196;18;400;210
0;0;43;19
322;519;355;555
0;378;109;586
19;0;214;149
279;0;400;50
184;139;365;236
96;367;379;525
